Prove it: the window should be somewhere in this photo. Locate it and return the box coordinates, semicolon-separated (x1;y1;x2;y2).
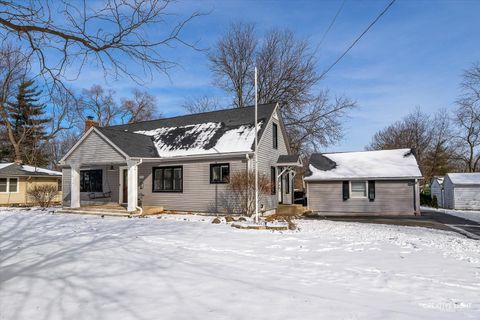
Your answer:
153;166;183;192
0;177;18;193
271;167;276;195
272;123;278;149
9;178;18;192
80;170;103;192
57;179;62;192
350;181;367;198
210;163;230;184
0;178;7;192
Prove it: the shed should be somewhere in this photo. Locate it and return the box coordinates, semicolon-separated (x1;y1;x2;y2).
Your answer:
430;176;445;208
443;173;480;210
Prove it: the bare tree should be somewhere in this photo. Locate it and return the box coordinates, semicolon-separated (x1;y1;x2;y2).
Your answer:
207;22;355;153
0;45;31;163
0;0;202;87
183;95;221;114
451;63;480;172
368;107;455;181
219;170;271;215
78;85;120;127
120;90;159;124
209;22;257;108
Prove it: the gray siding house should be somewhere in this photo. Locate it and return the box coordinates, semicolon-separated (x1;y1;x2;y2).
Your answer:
430;176;445;208
304;149;422;216
59;104;299;213
443;173;480;210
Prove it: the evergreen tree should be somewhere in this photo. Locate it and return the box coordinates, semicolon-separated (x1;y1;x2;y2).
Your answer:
7;80;50;165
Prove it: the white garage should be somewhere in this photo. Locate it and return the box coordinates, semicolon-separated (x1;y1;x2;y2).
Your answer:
443;173;480;210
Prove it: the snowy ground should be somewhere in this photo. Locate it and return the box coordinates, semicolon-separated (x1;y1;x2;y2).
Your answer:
1;209;479;320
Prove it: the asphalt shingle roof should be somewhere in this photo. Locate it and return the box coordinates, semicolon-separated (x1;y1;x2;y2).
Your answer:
0;163;62;177
100;103;277;158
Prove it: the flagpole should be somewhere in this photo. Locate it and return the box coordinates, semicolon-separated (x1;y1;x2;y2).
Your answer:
254;66;259;224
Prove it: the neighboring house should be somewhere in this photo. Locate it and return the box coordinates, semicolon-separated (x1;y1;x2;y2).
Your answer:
304;149;423;216
430;176;445;208
59;103;300;213
443;173;480;210
0;163;62;206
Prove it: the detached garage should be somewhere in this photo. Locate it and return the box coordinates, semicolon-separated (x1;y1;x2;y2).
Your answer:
304;149;423;216
443;173;480;210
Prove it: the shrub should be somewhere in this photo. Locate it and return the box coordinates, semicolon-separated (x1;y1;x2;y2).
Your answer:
420;192;438;208
27;185;59;208
219;170;271;216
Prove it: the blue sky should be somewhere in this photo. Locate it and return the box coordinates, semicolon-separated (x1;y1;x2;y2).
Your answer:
64;0;480;152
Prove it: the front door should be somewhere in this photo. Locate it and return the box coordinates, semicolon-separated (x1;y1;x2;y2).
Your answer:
122;169;128;204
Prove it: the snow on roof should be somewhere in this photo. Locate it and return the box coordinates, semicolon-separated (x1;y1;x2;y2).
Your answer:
305;148;422;181
433;176;444;185
0;163;12;170
0;163;61;176
135;122;261;157
20;165;62;176
447;173;480;185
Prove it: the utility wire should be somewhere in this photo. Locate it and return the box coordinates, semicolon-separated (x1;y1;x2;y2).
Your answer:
316;0;347;52
319;0;397;78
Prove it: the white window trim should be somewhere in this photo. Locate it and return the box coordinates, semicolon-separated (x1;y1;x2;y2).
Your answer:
0;177;19;193
350;180;368;199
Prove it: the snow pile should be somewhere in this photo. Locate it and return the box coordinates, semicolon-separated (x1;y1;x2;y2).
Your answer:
135;122;261;157
448;173;480;185
1;208;479;319
306;148;422;180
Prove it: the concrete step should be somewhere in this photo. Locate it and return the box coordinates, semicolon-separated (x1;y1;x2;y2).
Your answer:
276;204;307;216
57;209;136;217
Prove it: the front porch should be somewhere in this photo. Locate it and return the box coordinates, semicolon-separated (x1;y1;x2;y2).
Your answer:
63;160;142;213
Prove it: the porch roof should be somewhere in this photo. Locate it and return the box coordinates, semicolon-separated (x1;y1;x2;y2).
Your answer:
277;154;302;167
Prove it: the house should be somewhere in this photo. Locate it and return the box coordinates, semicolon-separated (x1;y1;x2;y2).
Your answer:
304;149;423;216
59;103;301;213
0;162;62;206
430;176;445;208
443;173;480;210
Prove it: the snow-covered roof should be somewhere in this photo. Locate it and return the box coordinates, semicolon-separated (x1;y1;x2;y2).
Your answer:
94;103;277;158
305;148;422;181
432;176;444;185
0;163;62;177
135;122;261;157
447;173;480;185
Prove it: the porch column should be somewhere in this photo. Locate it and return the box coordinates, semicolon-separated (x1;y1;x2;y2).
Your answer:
127;160;139;212
70;165;80;208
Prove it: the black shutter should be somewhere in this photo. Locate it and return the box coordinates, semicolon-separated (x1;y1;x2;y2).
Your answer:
368;180;375;201
342;181;349;201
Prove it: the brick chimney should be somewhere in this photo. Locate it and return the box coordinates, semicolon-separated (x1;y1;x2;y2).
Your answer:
85;116;99;132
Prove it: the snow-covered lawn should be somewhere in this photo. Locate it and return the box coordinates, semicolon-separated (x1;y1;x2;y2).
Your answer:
1;209;479;320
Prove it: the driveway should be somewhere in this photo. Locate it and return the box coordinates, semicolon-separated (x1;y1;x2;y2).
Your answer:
421;207;480;240
306;209;480;240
